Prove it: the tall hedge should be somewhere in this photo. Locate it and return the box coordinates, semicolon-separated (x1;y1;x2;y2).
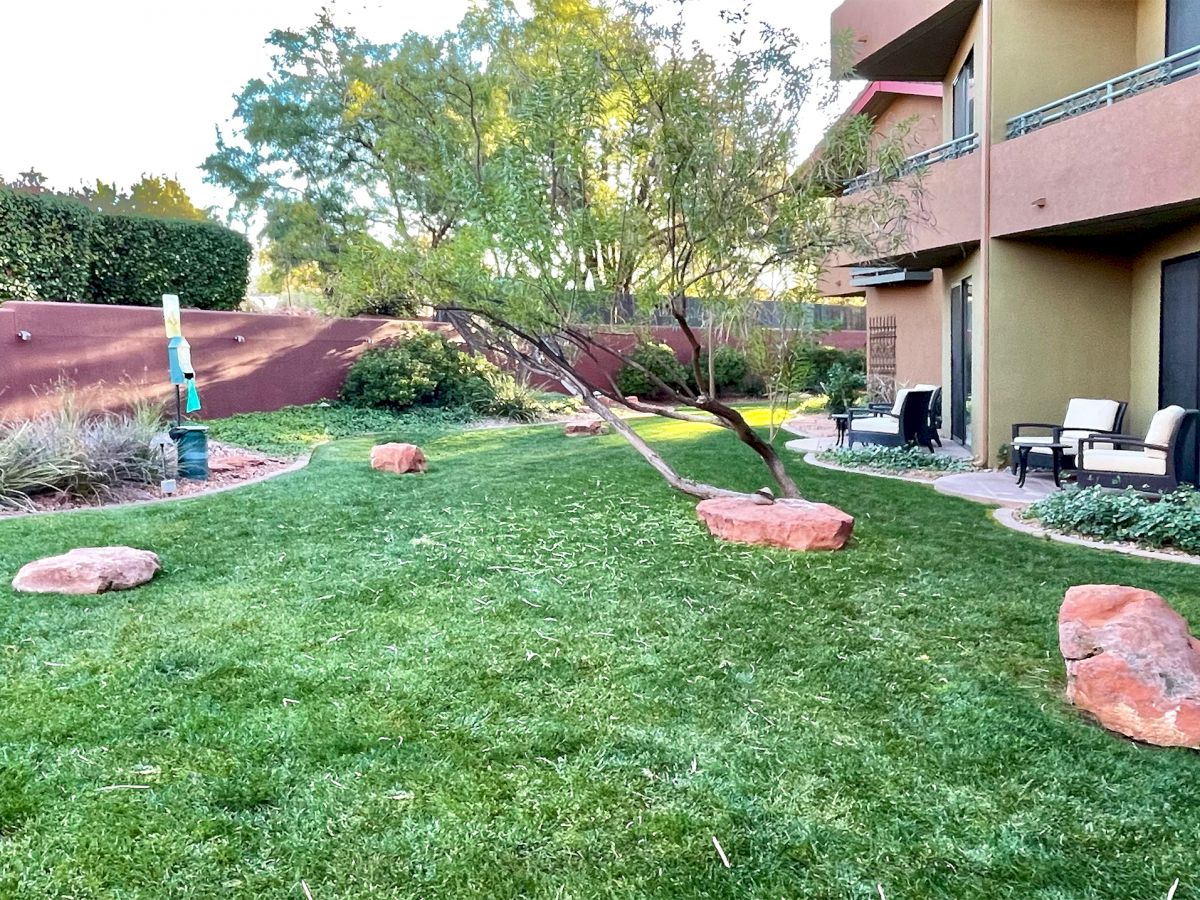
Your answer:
89;215;251;310
0;188;251;309
0;190;94;300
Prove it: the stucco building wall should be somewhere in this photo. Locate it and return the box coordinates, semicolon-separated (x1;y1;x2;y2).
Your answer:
986;241;1134;456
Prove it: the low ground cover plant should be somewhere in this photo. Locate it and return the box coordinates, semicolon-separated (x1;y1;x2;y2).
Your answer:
820;445;972;474
1026;485;1200;554
340;328;543;421
0;396;163;509
207;403;475;456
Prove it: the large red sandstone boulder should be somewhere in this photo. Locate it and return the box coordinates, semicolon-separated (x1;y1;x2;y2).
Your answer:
565;415;606;436
696;497;854;551
1059;584;1200;748
12;547;161;594
370;443;427;474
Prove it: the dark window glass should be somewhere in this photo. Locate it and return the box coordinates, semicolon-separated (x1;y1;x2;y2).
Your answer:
952;51;975;139
1168;0;1200;56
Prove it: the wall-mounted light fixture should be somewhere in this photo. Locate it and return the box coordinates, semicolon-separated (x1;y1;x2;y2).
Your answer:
16;330;31;342
234;335;246;343
1033;197;1047;208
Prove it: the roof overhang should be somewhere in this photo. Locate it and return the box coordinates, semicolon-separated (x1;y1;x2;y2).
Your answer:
850;266;936;287
833;0;980;81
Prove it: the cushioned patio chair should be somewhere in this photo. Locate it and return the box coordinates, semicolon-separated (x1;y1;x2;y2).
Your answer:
1077;405;1195;493
847;388;934;451
1010;398;1128;474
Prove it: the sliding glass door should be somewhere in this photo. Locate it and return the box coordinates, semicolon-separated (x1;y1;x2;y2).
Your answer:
1161;254;1200;485
950;278;973;446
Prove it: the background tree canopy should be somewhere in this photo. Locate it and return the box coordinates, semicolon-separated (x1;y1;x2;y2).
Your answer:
3;170;212;222
206;0;920;500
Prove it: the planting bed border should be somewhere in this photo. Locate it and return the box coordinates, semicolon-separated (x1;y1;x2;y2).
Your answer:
0;454;311;521
993;507;1200;567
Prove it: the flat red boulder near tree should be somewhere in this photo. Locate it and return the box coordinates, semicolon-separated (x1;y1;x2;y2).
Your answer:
696;497;854;551
12;546;161;595
1059;584;1200;748
370;443;427;474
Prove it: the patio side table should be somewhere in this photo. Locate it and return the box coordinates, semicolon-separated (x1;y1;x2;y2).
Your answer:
1015;440;1070;488
831;413;849;447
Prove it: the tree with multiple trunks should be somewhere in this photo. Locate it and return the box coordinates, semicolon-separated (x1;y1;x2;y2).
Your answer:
206;0;920;503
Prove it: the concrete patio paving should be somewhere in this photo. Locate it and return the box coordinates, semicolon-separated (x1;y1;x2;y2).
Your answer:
934;469;1058;508
784;417;1060;508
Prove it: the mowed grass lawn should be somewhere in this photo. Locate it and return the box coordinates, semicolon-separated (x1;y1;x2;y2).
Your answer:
2;409;1199;898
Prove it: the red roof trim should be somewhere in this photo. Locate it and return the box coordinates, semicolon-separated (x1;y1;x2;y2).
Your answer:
848;80;943;117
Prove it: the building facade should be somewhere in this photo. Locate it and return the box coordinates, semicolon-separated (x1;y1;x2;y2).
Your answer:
827;0;1200;469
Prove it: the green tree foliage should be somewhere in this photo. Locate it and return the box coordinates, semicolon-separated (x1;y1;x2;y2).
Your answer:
79;175;210;221
207;0;921;500
4;169;211;221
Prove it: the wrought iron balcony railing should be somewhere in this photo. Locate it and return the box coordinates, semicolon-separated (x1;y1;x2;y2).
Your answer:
843;132;980;196
1007;44;1200;139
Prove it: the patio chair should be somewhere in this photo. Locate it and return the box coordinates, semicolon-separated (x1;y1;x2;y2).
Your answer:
1077;405;1196;493
847;388;934;451
925;386;943;448
1010;398;1128;474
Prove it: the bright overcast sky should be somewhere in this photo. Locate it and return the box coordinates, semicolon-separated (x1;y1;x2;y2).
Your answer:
1;0;854;221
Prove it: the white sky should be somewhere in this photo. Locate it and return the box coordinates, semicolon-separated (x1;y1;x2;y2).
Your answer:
0;0;855;220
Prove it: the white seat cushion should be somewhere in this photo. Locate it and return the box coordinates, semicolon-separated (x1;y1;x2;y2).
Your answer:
1144;405;1187;460
1062;398;1121;433
853;417;900;435
1081;449;1166;476
889;389;910;417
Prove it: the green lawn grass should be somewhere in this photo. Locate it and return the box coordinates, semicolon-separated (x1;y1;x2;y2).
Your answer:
2;409;1199;898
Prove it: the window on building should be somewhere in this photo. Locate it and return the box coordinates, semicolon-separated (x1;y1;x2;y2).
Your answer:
952;51;975;140
1168;0;1200;57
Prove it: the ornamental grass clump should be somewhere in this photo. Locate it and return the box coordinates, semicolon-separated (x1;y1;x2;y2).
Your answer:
0;393;164;509
1026;485;1200;555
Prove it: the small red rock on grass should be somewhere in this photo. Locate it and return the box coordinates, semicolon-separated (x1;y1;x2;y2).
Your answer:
12;547;161;595
696;497;854;551
370;443;427;474
1060;584;1200;749
564;415;607;436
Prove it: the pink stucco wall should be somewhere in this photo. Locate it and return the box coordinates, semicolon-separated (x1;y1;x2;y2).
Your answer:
0;302;429;420
0;302;866;420
991;74;1200;237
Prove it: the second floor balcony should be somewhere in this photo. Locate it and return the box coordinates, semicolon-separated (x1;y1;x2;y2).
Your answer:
1006;44;1200;140
844;132;980;196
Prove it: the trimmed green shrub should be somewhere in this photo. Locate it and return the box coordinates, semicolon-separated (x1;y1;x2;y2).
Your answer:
0;188;250;308
690;345;752;396
821;362;865;414
1026;485;1200;555
820;445;971;473
809;346;865;391
88;215;251;309
615;342;689;399
341;327;544;422
0;190;94;300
